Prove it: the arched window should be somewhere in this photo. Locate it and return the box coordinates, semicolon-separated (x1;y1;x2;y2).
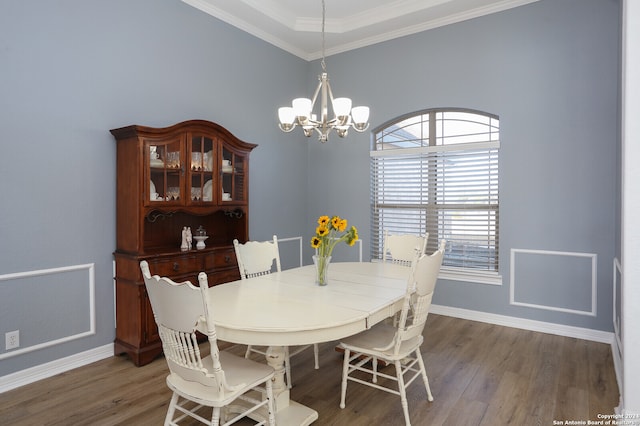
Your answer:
370;108;500;281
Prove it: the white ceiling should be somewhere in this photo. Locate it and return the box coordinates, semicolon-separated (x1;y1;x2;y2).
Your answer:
182;0;539;61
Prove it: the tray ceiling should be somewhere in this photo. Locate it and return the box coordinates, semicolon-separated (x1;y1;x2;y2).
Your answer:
182;0;539;60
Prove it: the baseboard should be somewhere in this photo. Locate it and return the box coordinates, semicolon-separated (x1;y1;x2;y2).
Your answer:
429;304;614;344
0;344;114;393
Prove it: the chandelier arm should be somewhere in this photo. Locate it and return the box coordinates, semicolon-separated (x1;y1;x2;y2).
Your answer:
310;78;323;108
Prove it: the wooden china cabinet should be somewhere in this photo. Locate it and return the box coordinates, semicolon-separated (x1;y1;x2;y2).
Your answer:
111;120;256;366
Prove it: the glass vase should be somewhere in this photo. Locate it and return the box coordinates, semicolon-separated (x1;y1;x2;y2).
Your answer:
312;254;332;286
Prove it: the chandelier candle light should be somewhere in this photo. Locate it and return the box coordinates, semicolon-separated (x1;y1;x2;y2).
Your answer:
311;215;359;286
277;0;370;142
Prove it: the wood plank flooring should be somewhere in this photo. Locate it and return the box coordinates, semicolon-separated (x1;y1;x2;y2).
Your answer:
0;314;619;425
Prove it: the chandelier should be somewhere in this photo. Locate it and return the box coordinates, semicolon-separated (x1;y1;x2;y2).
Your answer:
277;0;370;143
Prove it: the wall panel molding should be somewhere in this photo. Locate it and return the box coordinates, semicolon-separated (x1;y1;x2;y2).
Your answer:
613;257;623;398
509;248;597;316
0;263;96;360
613;257;622;351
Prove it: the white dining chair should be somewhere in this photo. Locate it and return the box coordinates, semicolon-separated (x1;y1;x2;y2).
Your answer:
338;240;446;426
233;235;320;389
140;260;276;426
383;231;429;326
382;231;428;266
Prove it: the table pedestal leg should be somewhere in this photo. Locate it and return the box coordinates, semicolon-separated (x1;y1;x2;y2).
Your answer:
265;345;318;425
266;346;289;408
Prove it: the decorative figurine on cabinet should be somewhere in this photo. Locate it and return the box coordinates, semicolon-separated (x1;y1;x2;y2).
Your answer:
181;226;189;251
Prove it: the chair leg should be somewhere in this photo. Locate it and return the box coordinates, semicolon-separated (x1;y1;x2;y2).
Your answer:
394;360;412;426
284;346;292;389
265;375;277;426
211;406;221;426
313;343;320;369
244;345;252;359
372;357;378;383
340;348;350;409
165;392;179;426
415;349;433;401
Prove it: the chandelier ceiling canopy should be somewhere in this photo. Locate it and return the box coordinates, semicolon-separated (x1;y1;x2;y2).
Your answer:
277;0;370;143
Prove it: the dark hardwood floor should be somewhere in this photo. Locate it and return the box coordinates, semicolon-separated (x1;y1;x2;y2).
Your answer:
0;314;619;425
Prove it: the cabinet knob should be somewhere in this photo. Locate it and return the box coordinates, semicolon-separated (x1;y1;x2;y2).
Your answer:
173;262;179;271
224;256;231;263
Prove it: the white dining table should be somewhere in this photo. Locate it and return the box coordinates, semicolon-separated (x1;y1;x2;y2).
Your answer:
206;261;412;425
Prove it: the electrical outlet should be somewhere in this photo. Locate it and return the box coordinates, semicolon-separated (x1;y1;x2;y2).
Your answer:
5;330;19;350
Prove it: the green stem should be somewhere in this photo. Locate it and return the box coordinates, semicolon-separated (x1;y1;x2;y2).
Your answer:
324;231;347;257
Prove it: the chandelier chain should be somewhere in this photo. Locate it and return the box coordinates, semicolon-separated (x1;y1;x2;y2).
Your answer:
321;0;326;72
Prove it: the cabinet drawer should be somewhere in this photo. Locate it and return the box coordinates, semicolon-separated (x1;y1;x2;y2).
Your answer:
148;255;200;277
204;249;237;270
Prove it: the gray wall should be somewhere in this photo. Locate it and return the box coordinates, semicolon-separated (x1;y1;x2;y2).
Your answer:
0;0;620;376
0;0;310;376
306;0;620;332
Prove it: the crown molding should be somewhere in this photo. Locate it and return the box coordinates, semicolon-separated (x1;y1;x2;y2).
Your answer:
182;0;541;61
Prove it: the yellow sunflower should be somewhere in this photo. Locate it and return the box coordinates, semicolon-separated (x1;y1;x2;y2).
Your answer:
316;225;329;237
310;236;322;248
318;215;330;227
331;216;341;230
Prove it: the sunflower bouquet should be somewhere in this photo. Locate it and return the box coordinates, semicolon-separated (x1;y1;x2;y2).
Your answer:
311;215;359;256
310;215;358;285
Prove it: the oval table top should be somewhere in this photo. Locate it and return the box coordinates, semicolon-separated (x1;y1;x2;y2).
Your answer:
208;261;412;346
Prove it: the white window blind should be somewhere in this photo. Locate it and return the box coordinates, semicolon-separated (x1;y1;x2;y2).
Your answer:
370;109;500;273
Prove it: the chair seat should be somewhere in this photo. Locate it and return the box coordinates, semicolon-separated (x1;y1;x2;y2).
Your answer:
167;351;275;407
340;323;423;361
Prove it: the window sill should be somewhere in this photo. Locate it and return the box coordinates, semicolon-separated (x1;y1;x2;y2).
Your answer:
439;268;502;286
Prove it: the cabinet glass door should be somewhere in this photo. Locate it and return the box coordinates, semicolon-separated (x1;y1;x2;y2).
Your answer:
188;134;216;204
221;146;247;203
146;139;182;205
